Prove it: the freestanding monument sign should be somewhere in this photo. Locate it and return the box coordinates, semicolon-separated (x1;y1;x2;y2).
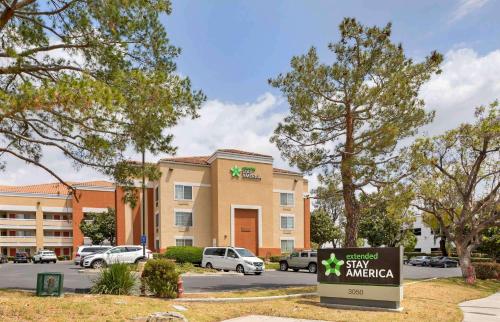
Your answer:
317;247;403;310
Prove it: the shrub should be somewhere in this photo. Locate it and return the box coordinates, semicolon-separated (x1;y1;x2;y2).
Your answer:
164;246;203;264
141;259;179;298
473;262;500;279
269;256;282;263
91;263;136;295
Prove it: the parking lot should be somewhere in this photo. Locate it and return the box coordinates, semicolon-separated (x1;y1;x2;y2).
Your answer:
0;261;462;293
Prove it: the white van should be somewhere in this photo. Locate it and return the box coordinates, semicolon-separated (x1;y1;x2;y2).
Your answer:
202;247;264;275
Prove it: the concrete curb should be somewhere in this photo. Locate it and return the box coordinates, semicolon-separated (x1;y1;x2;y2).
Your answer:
176;292;317;302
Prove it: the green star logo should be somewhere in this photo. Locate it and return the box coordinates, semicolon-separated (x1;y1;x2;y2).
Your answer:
230;166;241;177
322;253;344;276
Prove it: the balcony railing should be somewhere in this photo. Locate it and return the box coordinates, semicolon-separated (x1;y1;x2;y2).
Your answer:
0;218;37;228
43;220;72;229
43;236;73;246
0;236;37;246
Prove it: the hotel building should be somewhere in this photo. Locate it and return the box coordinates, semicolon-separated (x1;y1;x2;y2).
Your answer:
1;149;311;258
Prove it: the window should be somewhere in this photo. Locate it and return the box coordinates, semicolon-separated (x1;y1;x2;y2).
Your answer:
155;187;159;207
413;248;421;252
175;185;192;200
413;228;422;236
155;213;159;229
300;252;308;257
281;239;295;253
175;238;193;246
310;253;317;258
280;192;294;206
227;249;238;258
155;239;160;250
174;211;193;227
280;215;294;229
431;248;439;252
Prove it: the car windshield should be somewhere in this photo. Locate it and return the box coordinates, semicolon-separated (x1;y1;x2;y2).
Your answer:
235;248;255;257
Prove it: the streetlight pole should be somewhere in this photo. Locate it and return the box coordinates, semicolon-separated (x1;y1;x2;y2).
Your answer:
142;148;146;258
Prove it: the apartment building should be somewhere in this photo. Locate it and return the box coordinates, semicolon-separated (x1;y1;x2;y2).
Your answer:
0;181;115;257
1;149;311;258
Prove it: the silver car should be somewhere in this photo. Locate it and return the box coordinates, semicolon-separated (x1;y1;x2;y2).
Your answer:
279;250;318;273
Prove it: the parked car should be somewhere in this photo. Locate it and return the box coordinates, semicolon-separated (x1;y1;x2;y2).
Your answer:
403;255;409;265
279;250;318;273
74;245;113;265
408;256;432;266
13;252;30;263
202;247;265;275
0;254;7;264
32;250;57;264
429;256;459;268
82;245;152;269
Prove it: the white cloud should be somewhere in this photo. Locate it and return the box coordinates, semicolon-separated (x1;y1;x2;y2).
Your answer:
450;0;489;22
1;48;499;194
420;48;500;134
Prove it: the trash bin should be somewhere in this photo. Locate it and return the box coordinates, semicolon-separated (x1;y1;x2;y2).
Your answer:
36;272;64;297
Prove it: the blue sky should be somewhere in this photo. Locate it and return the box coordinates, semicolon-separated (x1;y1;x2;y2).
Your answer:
2;0;500;187
164;0;500;103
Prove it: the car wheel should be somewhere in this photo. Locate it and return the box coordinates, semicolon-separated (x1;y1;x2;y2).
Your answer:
279;261;288;271
236;264;245;274
91;259;105;269
53;260;57;264
308;262;317;273
206;262;213;269
134;257;145;264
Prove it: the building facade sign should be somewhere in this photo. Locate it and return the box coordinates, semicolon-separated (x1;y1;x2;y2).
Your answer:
230;165;262;180
317;247;403;310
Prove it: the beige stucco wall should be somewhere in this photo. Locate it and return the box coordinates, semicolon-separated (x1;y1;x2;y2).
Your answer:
152;158;308;253
272;174;306;249
0;194;72;250
157;162;212;248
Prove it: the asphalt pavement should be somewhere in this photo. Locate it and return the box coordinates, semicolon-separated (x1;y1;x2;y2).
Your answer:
0;261;462;293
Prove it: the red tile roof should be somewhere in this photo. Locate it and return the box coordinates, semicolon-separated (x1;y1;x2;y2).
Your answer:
0;181;114;195
272;167;302;176
160;155;210;165
216;149;272;158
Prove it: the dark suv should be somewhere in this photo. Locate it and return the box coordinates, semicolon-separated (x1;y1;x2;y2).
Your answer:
13;252;30;263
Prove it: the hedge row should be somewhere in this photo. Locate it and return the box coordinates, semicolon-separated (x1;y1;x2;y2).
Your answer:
163;246;203;264
473;262;500;279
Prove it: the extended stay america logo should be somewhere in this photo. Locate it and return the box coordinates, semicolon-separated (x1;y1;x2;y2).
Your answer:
322;252;395;279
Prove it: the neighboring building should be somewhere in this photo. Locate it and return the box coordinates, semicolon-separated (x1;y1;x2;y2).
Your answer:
1;149;311;258
412;213;441;253
0;181;115;257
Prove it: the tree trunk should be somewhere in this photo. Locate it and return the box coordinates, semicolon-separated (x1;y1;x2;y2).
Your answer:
456;243;474;278
439;234;448;256
341;107;359;247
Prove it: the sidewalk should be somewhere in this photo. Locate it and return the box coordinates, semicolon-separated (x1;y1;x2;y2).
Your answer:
222;316;326;322
459;292;500;322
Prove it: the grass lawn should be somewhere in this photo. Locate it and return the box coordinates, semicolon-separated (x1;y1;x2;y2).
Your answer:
0;278;498;321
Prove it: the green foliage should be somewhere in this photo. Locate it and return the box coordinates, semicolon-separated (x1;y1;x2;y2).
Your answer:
476;227;500;260
269;256;282;263
472;263;500;280
404;234;417;253
358;186;415;248
0;1;205;193
269;17;441;246
91;263;136;295
310;209;341;247
141;259;179;298
410;102;499;276
79;208;116;245
164;246;203;264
